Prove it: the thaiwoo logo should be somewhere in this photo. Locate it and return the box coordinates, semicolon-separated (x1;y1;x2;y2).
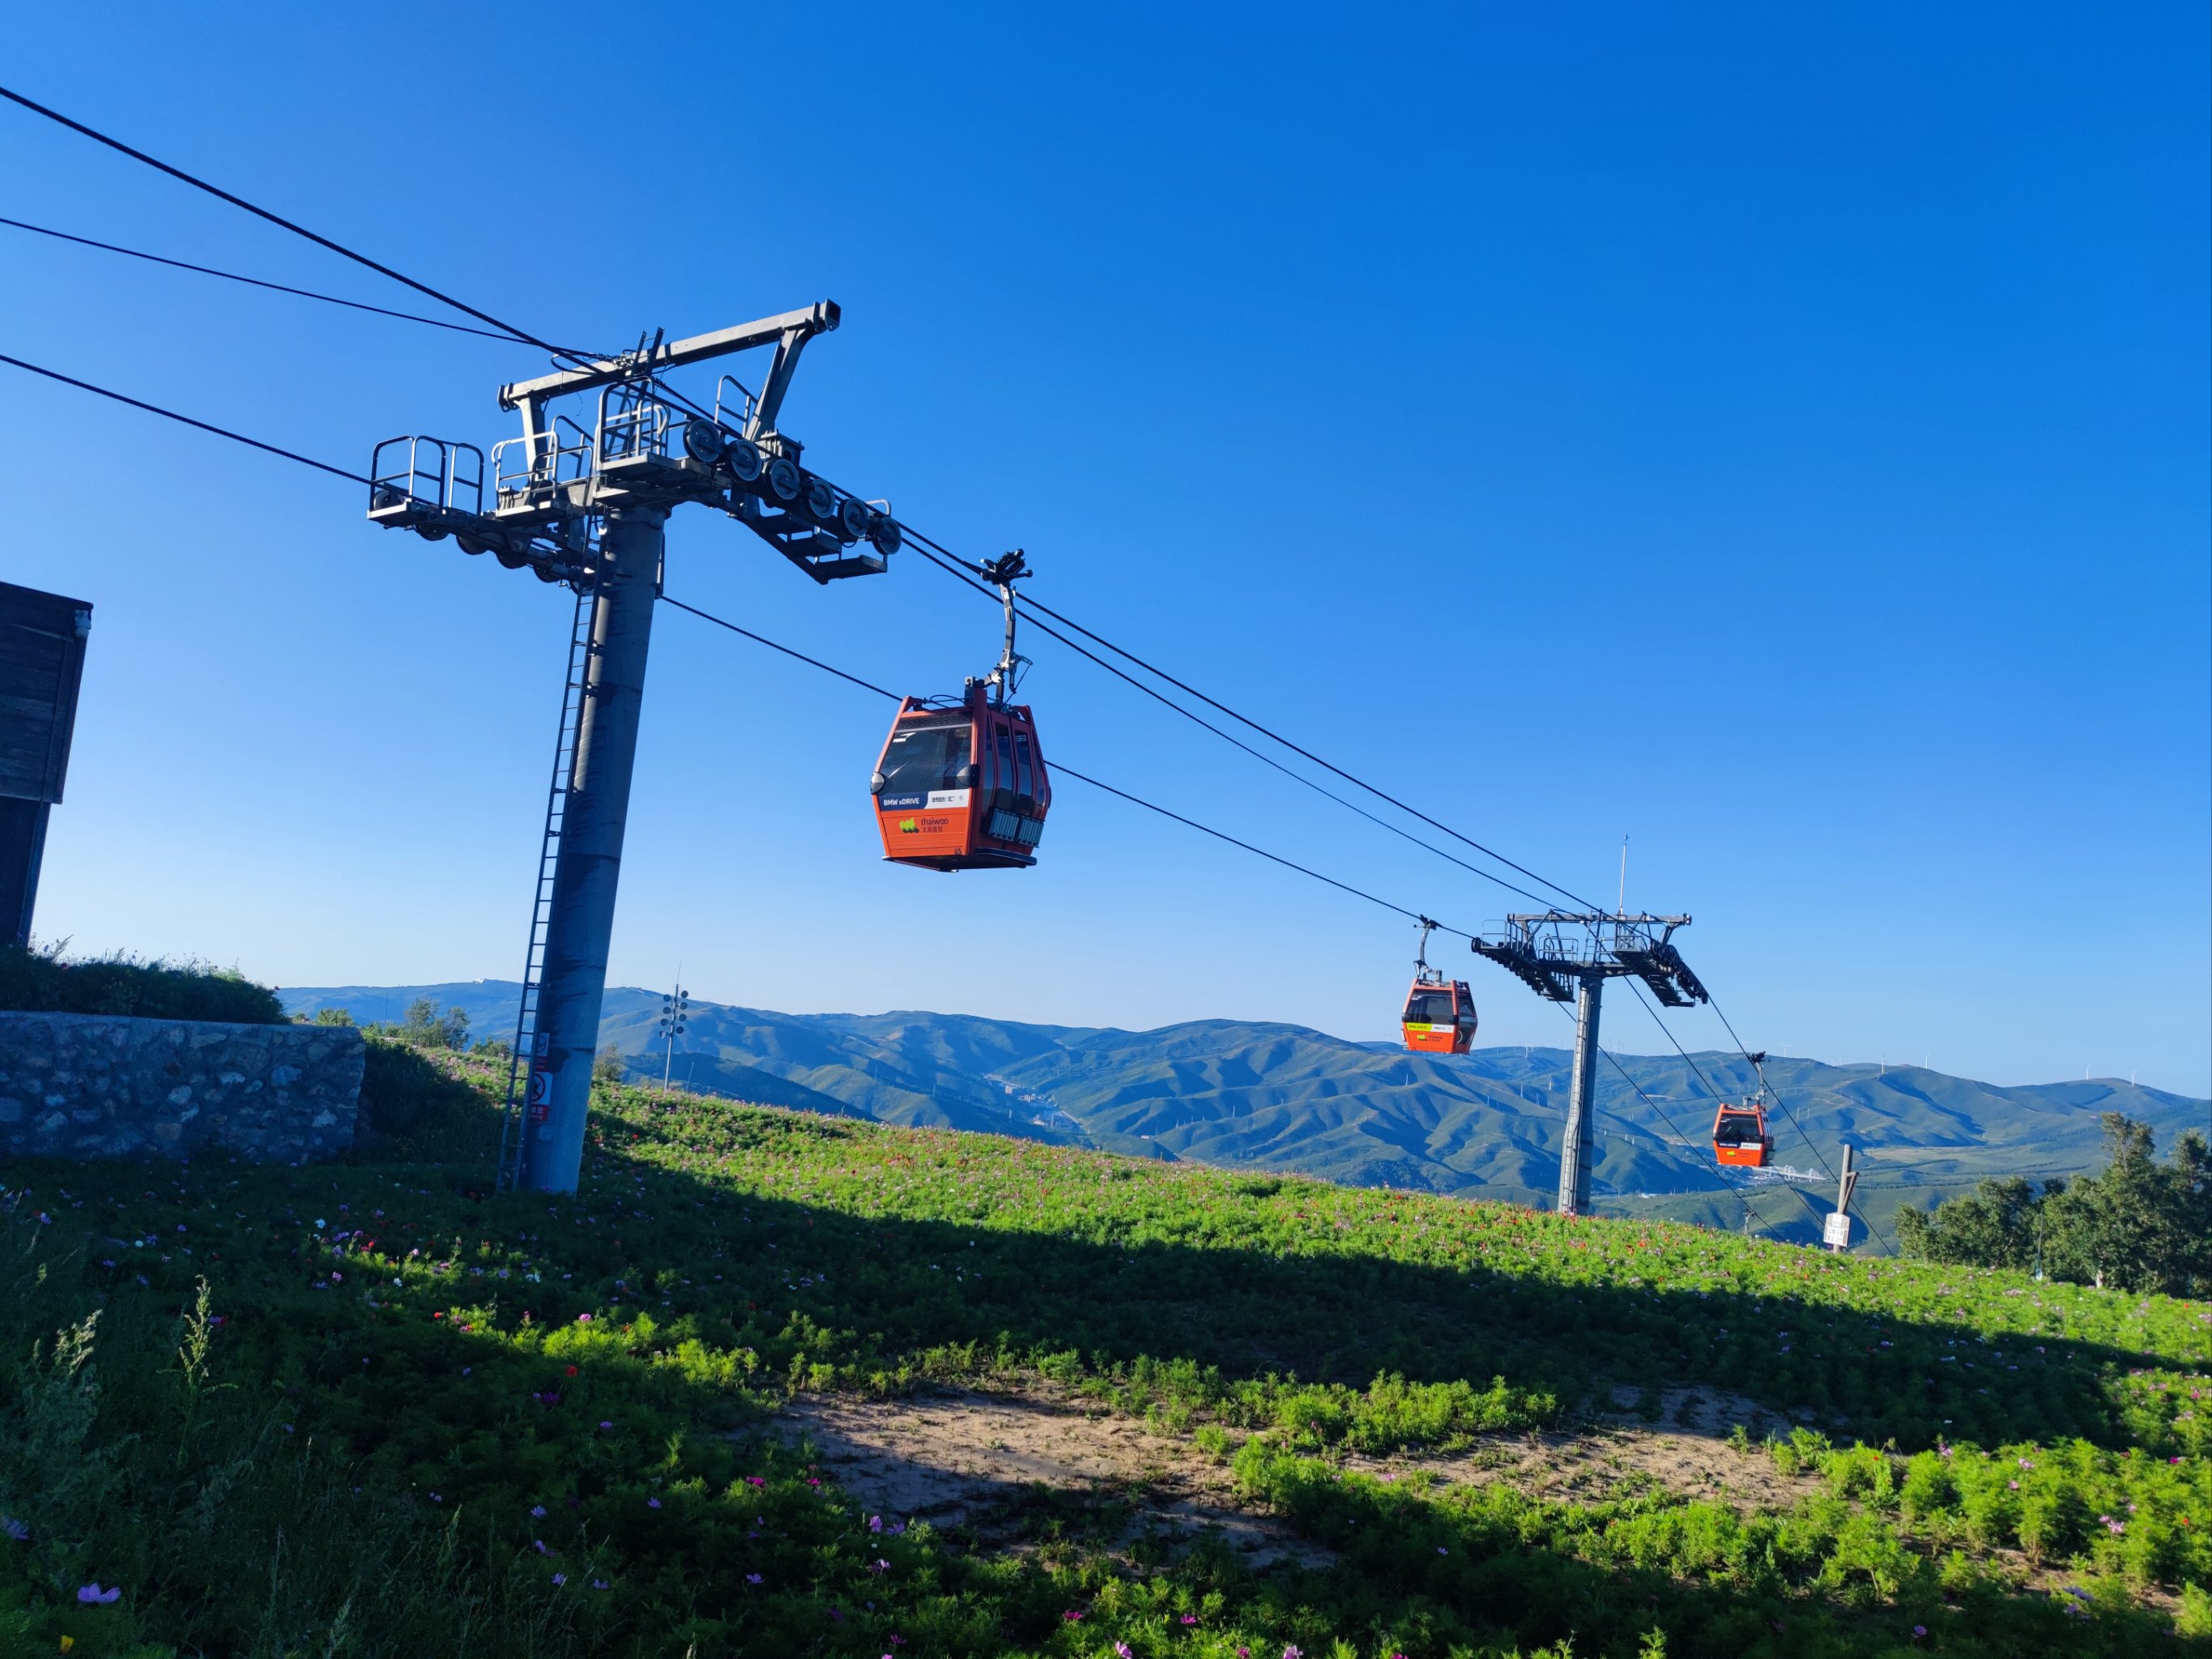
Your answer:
898;817;920;834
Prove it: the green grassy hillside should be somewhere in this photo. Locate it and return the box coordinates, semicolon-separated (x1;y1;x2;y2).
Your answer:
2;1050;2206;1657
283;983;2212;1246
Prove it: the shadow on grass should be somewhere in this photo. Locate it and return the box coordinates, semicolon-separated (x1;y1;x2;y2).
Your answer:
0;1066;2197;1658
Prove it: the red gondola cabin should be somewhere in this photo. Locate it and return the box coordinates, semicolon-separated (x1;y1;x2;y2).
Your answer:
1401;976;1478;1054
1711;1102;1772;1168
871;684;1051;871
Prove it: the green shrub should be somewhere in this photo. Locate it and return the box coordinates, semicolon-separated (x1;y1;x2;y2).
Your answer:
355;1038;505;1162
0;942;283;1025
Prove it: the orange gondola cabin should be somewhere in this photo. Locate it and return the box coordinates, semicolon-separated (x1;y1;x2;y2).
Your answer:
871;683;1051;871
1401;975;1478;1054
1711;1101;1773;1168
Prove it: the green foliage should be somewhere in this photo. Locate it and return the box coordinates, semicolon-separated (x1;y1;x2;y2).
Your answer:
0;940;284;1026
355;1038;505;1163
1900;1115;2212;1296
381;996;471;1051
310;1006;356;1026
0;1073;2206;1657
593;1044;626;1087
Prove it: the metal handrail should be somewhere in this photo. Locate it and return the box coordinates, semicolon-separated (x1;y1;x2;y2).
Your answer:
713;373;757;433
369;435;484;514
595;384;671;471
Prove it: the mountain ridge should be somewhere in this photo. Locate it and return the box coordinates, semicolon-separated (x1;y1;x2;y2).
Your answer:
282;980;2208;1243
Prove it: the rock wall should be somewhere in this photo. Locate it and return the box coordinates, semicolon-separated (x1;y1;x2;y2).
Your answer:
0;1013;363;1163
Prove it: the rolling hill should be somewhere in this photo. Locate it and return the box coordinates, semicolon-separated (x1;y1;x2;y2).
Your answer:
281;980;2209;1244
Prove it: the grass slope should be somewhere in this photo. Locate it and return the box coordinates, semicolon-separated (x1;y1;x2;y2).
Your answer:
280;985;2211;1242
2;1047;2206;1657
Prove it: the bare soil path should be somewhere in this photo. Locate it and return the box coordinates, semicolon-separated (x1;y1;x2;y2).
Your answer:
775;1380;1820;1566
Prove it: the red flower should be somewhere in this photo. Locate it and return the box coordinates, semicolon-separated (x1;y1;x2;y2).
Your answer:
565;1365;578;1376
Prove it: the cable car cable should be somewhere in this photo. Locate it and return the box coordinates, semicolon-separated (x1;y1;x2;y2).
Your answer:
0;215;559;346
655;592;1472;934
0;351;369;484
1699;992;1898;1256
0;348;1778;1243
0;84;609;365
656;595;905;703
1620;979;1843;1240
897;520;1609;914
0;125;1888;1235
1570;1017;1759;1233
660;585;1764;1232
897;540;1564;910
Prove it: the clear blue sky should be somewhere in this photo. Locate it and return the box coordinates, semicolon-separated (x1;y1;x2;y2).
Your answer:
4;3;2206;1094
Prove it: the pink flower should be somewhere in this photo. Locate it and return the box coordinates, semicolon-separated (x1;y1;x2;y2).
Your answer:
1063;1610;1085;1623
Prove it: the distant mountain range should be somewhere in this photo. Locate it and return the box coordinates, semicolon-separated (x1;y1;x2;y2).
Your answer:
283;981;2210;1247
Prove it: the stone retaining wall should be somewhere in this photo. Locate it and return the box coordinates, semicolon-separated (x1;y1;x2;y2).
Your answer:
0;1012;364;1163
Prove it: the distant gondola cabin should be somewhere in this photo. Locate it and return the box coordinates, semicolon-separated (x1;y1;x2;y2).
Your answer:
1711;1102;1772;1168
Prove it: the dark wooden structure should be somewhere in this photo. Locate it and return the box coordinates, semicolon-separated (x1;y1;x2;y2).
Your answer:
1;582;93;946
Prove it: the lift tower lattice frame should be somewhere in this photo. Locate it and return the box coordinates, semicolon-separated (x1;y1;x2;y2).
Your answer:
366;301;904;1195
1470;913;1708;1217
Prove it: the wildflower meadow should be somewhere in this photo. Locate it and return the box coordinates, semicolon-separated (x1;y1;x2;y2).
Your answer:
0;1042;2205;1657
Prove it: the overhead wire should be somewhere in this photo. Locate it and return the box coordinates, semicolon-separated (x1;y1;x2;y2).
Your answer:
3;86;1850;1235
0;339;1802;1243
1703;989;1899;1256
900;520;1610;914
0;83;600;364
646;594;1761;1229
1617;978;1850;1240
0;216;544;344
1572;1013;1760;1232
0;351;368;484
897;539;1566;910
655;593;1462;931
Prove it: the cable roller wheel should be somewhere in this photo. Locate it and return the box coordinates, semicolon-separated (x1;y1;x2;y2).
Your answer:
839;497;876;544
765;455;803;504
869;514;902;556
681;418;727;464
805;476;838;523
722;435;765;484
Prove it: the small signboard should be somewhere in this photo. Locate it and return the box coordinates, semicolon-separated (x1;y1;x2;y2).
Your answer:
1823;1211;1852;1248
526;1065;552;1121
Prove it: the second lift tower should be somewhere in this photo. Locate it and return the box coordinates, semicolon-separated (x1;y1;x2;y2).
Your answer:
1472;913;1707;1217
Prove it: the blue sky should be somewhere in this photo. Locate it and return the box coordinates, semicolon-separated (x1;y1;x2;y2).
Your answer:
3;3;2206;1094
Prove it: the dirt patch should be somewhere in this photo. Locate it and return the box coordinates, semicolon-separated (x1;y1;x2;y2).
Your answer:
778;1387;1331;1567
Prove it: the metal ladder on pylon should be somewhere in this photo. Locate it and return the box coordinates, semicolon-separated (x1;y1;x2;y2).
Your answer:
495;574;599;1190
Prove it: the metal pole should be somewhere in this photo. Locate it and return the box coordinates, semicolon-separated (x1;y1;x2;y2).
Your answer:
518;505;664;1193
1558;973;1603;1216
1827;1142;1859;1252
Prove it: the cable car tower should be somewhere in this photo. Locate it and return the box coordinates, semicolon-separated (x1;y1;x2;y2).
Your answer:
1471;912;1707;1217
364;301;901;1196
